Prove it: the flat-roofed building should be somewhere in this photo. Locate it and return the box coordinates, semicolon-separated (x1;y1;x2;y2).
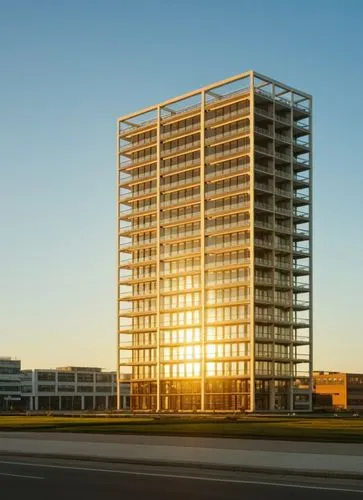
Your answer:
0;357;22;410
313;371;363;411
21;367;130;411
117;71;312;413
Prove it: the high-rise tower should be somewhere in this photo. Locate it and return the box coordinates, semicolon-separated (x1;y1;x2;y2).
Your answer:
117;71;312;412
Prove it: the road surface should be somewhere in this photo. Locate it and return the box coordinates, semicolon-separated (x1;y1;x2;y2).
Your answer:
0;455;362;499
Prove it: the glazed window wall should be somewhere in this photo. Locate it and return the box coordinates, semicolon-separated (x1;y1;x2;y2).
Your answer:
208;138;250;160
207;118;250;143
206;158;250;180
161;186;200;208
161;274;200;292
161;151;200;174
161;292;200;309
132;146;156;164
206;324;249;341
161;310;200;327
207;231;250;252
206;285;249;305
205;100;250;126
206;214;250;234
162;222;200;241
206;268;249;286
206;193;250;216
206;174;250;198
162;116;200;138
161;328;201;345
161;169;200;191
207;304;249;323
162;132;200;155
161;240;200;258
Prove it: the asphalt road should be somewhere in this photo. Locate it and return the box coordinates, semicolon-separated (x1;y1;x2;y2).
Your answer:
0;455;362;500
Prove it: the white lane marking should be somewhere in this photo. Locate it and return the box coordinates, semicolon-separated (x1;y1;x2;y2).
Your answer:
0;472;44;480
0;460;361;494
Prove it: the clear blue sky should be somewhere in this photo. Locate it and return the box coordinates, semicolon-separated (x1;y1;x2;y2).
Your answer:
0;0;362;372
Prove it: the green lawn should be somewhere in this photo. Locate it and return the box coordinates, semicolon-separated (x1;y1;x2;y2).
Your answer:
0;416;362;442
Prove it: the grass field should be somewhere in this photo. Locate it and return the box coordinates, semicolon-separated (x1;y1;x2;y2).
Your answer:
0;415;362;442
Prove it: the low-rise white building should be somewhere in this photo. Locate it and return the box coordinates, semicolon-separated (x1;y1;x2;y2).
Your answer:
0;358;22;410
21;367;130;411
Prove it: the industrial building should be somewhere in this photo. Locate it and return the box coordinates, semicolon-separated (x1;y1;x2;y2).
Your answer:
117;70;312;412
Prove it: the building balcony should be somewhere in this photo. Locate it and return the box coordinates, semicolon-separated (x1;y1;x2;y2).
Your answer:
293;263;310;276
255;276;273;287
255;295;273;305
160;249;200;260
206;277;250;289
275;279;291;290
205;183;250;201
161;121;201;141
120;188;156;204
205;259;250;272
160;193;200;211
205;106;250;127
161;177;200;194
205;219;250;236
205;125;250;146
275;206;291;217
293;245;310;258
254;201;274;213
275;187;291;198
293;138;310;151
206;145;250;164
254;107;274;120
161;158;201;177
255;219;274;231
275;242;291;253
119;291;156;301
275;168;292;180
119;153;157;170
275;260;290;270
275;223;291;235
119;257;157;269
119;170;157;187
205;201;250;217
255;182;273;194
293;192;310;205
205;163;250;182
119;136;157;155
119;239;157;252
255;126;273;138
293;158;310;172
162;140;201;160
205;240;250;254
275;132;291;144
254;238;273;249
254;163;273;176
293;227;310;241
293;282;310;292
160;214;200;227
293;299;310;310
160;230;201;244
119;274;157;285
275;151;291;163
119;308;157;318
255;145;274;157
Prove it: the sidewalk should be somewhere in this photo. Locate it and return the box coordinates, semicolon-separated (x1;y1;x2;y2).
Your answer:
0;432;362;478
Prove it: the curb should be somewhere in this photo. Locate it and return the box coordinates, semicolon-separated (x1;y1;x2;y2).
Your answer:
1;451;362;481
